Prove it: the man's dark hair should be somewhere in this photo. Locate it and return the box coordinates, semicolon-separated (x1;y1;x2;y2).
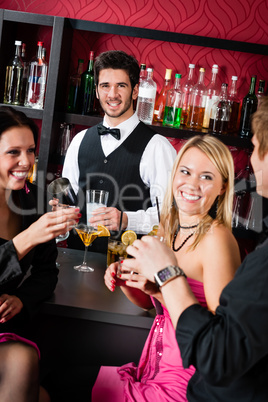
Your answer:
0;106;38;146
94;50;140;90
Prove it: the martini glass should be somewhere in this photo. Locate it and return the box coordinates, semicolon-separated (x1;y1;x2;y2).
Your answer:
74;223;101;272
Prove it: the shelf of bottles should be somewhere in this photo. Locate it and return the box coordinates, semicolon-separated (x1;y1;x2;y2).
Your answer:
55;57;267;149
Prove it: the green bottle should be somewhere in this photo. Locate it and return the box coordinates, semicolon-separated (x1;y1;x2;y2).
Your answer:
67;58;84;113
239;75;258;138
163;73;182;127
79;51;95;115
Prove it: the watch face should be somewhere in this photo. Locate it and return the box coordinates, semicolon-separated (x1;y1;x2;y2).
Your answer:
158;267;173;282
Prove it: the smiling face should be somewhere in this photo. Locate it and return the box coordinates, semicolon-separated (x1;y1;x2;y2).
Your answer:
173;147;226;221
0;126;35;192
96;68;139;126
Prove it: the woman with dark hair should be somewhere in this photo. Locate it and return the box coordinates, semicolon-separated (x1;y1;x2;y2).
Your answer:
0;106;80;401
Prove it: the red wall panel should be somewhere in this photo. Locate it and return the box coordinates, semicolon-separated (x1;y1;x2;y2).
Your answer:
1;0;268;97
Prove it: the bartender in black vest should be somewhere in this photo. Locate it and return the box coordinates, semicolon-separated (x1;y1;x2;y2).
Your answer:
62;50;176;249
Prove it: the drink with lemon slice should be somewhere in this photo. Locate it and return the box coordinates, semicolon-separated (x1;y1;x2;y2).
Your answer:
74;224;110;272
107;230;137;267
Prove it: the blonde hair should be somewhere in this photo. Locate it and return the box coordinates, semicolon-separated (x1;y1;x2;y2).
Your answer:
161;135;234;250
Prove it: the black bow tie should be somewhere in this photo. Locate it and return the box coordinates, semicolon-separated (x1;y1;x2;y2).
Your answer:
97;124;121;140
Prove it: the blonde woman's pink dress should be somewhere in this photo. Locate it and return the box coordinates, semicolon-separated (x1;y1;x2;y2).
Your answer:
92;278;207;401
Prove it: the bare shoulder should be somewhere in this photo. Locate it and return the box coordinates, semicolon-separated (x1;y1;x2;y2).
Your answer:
202;222;239;252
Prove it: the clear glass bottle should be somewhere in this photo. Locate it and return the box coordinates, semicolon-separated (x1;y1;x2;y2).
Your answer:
239;75;258;138
256;79;266;108
136;68;157;125
203;64;220;128
163;73;182;127
228;76;241;133
3;40;24;105
19;42;29;104
79;51;95;115
186;67;207;130
209;83;230;134
66;58;84;113
153;68;172;123
180;63;195;125
57;123;74;156
24;41;48;109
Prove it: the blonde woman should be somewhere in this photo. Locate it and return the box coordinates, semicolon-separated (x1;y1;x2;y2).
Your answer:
92;135;240;401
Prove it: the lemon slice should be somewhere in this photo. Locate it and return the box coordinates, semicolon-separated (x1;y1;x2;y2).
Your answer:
148;224;159;236
97;225;110;237
121;230;137;245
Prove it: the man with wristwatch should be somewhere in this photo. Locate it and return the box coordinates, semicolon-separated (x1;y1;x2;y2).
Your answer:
124;99;268;401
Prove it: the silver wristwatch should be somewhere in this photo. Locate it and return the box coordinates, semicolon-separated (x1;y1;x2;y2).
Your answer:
154;265;187;287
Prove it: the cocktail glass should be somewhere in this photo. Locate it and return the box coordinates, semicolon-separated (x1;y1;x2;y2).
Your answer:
74;223;101;272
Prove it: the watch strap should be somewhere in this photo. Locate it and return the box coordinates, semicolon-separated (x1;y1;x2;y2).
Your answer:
154;265;187;288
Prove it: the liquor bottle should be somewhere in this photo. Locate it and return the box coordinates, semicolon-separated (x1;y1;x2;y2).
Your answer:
153;68;172;123
139;64;147;82
209;83;230;134
136;68;157;125
239;75;258;138
180;63;195;125
24;41;48;109
67;58;84;113
134;64;147;111
79;51;95;115
256;79;266;108
203;64;220;128
163;73;182;127
186;67;207;130
3;40;24;105
227;76;241;133
19;43;29;104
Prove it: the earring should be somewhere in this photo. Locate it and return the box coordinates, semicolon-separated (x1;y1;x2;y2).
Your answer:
208;195;219;219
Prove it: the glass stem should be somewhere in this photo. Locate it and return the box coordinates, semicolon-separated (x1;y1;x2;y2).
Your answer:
82;246;88;265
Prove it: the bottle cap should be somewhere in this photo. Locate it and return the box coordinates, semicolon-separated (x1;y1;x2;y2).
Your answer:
175;73;182;78
231;76;238;80
200;67;205;72
189;64;195;68
147;68;153;72
78;58;84;63
165;69;172;80
15;40;22;45
37;41;43;46
89;51;94;59
140;64;146;69
212;64;218;71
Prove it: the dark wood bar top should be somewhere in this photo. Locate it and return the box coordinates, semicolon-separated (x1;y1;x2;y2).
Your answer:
43;247;155;329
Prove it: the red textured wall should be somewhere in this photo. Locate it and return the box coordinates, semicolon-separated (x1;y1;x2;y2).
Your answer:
1;0;268;98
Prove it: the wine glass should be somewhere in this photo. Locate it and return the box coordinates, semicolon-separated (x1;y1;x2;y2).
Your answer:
73;223;101;272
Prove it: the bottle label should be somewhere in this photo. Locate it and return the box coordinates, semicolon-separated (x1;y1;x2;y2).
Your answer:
138;87;156;98
28;76;46;85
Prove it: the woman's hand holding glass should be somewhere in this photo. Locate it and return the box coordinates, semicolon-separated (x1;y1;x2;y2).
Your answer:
28;207;81;247
104;260;159;297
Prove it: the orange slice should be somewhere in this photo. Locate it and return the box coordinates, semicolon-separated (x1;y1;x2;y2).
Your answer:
97;224;110;237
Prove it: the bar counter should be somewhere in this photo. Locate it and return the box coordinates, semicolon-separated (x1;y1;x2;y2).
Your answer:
44;247;155;329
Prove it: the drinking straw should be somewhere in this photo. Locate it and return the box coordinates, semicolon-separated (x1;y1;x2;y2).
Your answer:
156;196;161;222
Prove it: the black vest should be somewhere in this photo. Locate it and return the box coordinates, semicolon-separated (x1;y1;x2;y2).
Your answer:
78;121;156;222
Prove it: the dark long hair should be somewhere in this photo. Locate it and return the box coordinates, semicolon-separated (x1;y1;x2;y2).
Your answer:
0;106;38;146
